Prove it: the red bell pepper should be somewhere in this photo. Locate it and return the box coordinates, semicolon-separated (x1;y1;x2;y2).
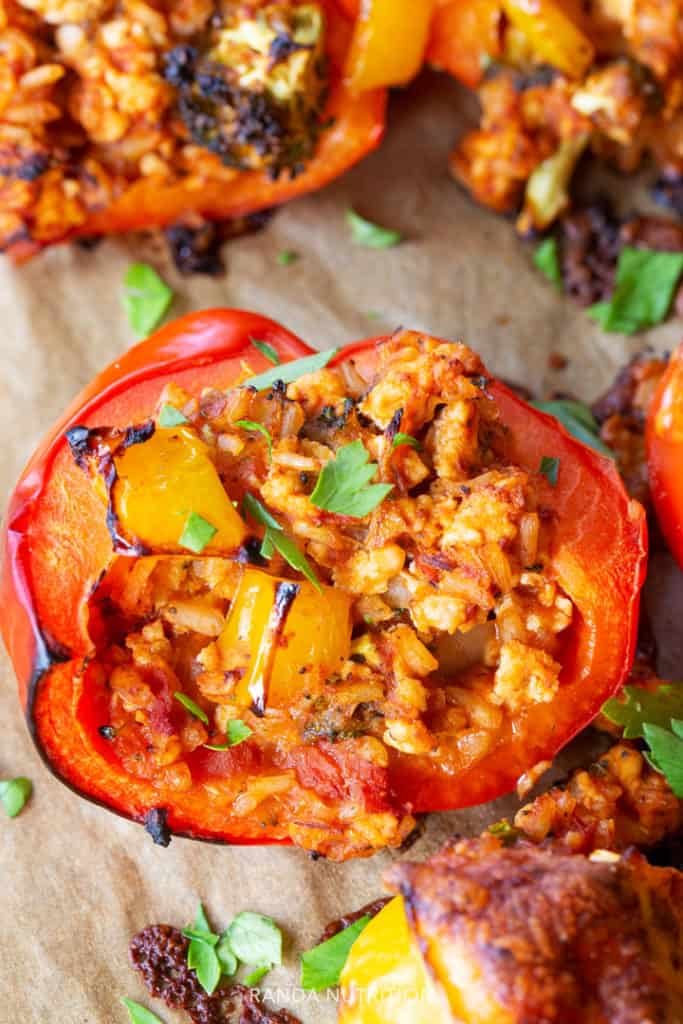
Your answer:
647;341;683;569
7;0;386;261
1;311;647;850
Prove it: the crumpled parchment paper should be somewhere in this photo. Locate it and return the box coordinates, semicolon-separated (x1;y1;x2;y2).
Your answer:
1;70;682;1024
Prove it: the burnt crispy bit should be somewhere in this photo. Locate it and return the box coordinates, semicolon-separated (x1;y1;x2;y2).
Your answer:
559;200;621;307
129;924;301;1024
162;4;327;177
165;220;224;276
318;897;391;944
143;807;172;847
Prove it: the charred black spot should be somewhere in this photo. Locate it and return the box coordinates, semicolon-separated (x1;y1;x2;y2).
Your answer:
124;421;155;448
165;221;224;276
0;151;50;181
162;44;198;88
318;397;355;431
65;425;93;468
144;807;172;847
98;725;116;740
653;172;683;218
385;407;403;443
75;235;102;252
269;31;305;64
237;537;267;566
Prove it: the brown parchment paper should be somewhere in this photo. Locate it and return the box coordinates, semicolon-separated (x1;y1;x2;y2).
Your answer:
2;70;683;1024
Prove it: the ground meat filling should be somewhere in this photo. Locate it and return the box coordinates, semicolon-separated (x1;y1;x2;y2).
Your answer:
81;332;576;860
0;0;328;250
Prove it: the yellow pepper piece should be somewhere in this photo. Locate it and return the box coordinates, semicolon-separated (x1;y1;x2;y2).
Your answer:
501;0;594;77
339;895;452;1024
220;567;352;712
113;425;247;554
345;0;435;95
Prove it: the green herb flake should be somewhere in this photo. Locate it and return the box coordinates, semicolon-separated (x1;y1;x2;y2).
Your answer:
392;432;421;451
186;904;221;995
587;247;683;335
204;720;253;751
531;400;614;458
243;493;322;591
225;912;282;970
179;512;217;554
602;684;683;739
244;966;270;986
539;455;560;487
488;820;520;846
276;249;299;266
300;915;370;991
243;348;338;393
121;997;165;1024
216;934;238;976
158;403;188;428
234;420;273;460
643;720;683;797
0;777;32;818
533;237;562;290
174;692;209;726
188;938;221;994
310;440;393;517
346;209;402;249
123;263;173;338
250;337;281;365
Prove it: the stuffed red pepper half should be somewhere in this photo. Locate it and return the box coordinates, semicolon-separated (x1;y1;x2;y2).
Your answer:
0;311;646;860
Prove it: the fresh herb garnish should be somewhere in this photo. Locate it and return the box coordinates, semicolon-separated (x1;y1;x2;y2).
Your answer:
0;777;31;818
533;237;562;290
602;684;683;738
243;348;338;393
602;685;683;797
587;247;683;334
158;402;188;427
310;440;393;517
123;263;173;338
185;904;221;995
234;420;273;460
121;997;164;1024
244;966;270;986
392;432;420;450
204;720;253;751
300;915;370;991
250;337;280;365
216;934;238;976
346;209;402;249
276;249;299;266
225;912;282;970
174;692;209;726
488;820;520;846
539;455;560;487
179;512;217;554
531;400;613;458
242;493;321;591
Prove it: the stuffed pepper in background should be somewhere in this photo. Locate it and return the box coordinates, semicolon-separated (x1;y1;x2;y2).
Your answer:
0;0;385;260
0;310;646;860
442;0;683;234
647;341;683;569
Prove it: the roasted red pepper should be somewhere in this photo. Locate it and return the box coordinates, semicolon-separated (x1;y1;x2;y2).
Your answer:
1;311;646;854
647;340;683;569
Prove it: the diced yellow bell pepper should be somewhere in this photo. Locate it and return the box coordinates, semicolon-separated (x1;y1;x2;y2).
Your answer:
346;0;436;95
219;567;352;711
501;0;594;77
113;425;247;554
338;895;452;1024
